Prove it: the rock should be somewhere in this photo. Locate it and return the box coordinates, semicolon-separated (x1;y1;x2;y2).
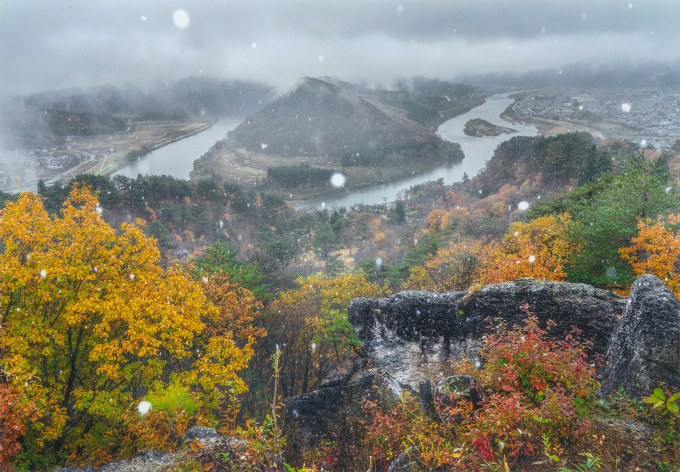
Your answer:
100;450;174;472
595;416;654;442
48;431;250;472
349;278;625;391
284;360;376;438
319;357;365;388
434;375;488;423
418;379;436;418
180;426;222;443
50;467;97;472
434;375;487;407
601;274;680;399
386;450;420;472
50;451;172;472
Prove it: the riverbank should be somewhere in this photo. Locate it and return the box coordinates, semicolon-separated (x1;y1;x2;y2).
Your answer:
296;93;539;209
92;118;218;176
14;119;221;192
424;94;490;131
192;142;464;202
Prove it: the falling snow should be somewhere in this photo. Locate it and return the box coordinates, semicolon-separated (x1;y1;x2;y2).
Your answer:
172;10;189;29
330;173;346;188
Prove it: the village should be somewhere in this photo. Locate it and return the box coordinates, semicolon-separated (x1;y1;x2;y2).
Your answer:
513;87;680;148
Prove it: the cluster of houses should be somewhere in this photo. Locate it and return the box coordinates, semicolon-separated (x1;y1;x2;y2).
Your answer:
514;88;680;149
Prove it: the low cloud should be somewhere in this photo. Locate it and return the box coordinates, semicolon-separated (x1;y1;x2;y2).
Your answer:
1;0;678;94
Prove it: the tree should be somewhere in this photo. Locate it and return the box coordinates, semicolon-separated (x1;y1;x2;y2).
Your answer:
406;239;494;292
194;241;268;298
393;202;406;223
265;273;384;398
0;187;259;467
407;214;578;292
486;213;579;284
567;151;678;288
620;214;680;297
672;139;680;153
36;179;46;195
312;223;338;260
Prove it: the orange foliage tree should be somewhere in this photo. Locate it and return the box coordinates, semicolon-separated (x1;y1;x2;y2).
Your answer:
0;187;259;466
408;213;579;292
620;214;680;297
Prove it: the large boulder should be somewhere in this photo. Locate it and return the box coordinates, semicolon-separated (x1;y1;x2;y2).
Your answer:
601;274;680;399
349;278;625;390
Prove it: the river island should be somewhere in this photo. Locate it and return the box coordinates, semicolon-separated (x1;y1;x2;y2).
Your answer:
463;118;517;137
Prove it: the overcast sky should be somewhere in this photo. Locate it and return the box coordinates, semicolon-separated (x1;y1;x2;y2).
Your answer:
1;0;678;95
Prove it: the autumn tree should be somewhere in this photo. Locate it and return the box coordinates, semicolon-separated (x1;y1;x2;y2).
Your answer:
426;209;448;232
408;213;579;292
566;151;678;288
620;214;680;297
485;213;580;284
263;273;385;400
406;239;496;292
0;187;260;467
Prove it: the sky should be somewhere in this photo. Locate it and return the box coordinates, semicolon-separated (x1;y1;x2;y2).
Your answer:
1;0;679;95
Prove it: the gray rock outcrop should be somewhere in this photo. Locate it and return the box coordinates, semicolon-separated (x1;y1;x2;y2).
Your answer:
49;427;248;472
50;450;175;472
601;274;680;398
349;278;625;390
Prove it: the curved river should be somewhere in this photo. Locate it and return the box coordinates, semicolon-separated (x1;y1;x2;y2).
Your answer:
113;119;242;179
111;95;537;210
296;93;537;210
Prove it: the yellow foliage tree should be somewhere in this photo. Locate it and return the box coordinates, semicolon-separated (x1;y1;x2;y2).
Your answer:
0;187;258;465
440;207;471;232
426;209;448;232
620;214;680;297
486;213;579;283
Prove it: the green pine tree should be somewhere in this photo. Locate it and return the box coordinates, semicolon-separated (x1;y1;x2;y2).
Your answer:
567;151;678;287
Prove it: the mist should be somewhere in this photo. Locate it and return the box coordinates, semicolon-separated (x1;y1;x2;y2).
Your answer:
1;0;679;95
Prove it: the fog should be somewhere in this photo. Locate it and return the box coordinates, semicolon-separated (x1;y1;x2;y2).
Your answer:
1;0;679;95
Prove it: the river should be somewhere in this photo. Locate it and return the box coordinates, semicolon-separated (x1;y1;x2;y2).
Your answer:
112;95;537;209
296;94;538;210
113;119;242;179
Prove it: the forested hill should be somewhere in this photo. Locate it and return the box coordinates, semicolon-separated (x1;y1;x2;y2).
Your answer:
229;77;459;159
468;132;623;196
6;77;275;119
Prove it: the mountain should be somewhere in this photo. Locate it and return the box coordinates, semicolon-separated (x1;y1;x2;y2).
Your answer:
0;109;127;148
228;77;450;159
7;77;275;119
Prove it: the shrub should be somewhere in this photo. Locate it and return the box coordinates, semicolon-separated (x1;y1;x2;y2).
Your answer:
362;305;600;470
